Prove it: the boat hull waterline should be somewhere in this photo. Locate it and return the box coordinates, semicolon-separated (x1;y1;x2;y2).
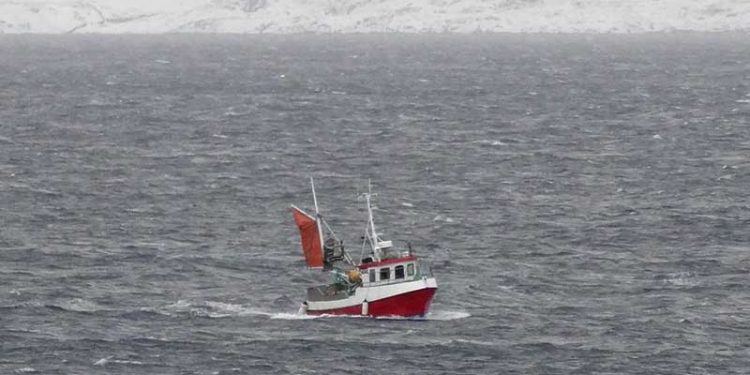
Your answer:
305;277;438;317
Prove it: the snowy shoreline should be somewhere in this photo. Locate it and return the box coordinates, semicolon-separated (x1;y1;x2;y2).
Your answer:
2;0;749;34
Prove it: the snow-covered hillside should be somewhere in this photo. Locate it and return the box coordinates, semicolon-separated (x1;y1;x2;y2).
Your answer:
1;0;749;34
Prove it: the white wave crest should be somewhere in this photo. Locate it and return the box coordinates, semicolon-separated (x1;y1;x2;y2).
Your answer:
153;300;273;318
52;298;107;313
94;356;144;366
426;310;472;320
93;357;111;366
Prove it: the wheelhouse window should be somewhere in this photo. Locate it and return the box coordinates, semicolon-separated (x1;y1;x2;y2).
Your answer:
369;269;376;283
406;263;415;276
395;265;405;279
379;267;390;281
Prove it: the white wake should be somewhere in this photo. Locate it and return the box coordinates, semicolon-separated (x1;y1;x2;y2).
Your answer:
156;300;470;321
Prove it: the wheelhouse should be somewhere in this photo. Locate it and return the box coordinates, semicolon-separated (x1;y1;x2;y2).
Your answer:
358;255;424;286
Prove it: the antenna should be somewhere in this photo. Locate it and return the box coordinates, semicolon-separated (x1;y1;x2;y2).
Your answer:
362;179;382;261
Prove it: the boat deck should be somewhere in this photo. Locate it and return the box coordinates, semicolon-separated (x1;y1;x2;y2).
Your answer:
307;284;354;302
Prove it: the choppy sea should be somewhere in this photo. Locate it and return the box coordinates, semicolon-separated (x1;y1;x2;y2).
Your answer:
1;33;749;374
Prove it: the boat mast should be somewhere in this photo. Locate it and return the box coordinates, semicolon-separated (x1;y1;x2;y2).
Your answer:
363;180;382;262
310;177;356;267
310;177;325;256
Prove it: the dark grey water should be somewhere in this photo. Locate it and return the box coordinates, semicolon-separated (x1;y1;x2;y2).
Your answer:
1;33;749;374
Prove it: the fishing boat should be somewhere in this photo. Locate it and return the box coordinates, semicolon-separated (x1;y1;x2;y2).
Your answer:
291;178;437;318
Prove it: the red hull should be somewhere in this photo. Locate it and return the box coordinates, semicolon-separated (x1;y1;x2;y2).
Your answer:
307;287;437;318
